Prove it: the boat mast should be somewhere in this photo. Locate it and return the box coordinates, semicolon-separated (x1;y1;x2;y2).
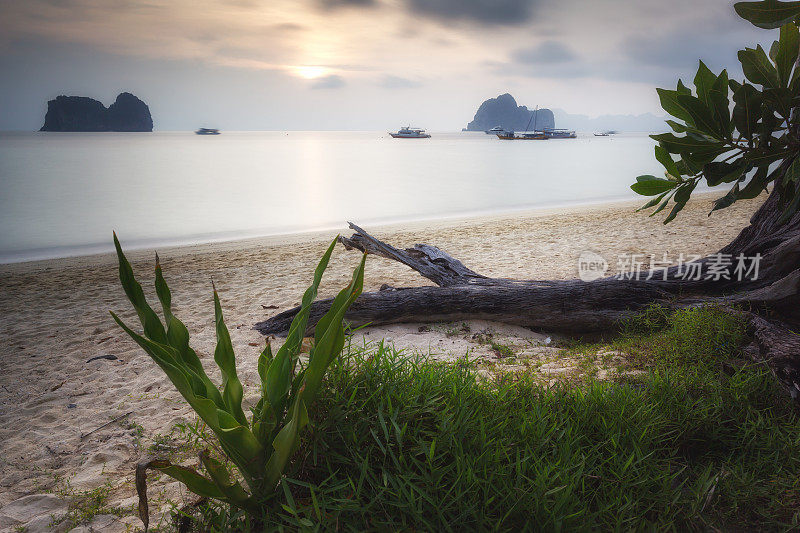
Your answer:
524;105;538;133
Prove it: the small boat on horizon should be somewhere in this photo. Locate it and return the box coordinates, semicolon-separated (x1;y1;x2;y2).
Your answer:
390;126;431;138
543;128;577;139
496;131;548;140
195;128;220;135
485;126;506;134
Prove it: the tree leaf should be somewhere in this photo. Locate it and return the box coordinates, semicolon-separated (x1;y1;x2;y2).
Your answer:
676;94;722;137
654;145;681;177
708;70;732;137
783;156;800;185
732;83;763;139
737;165;771;199
650;132;727;157
711;183;742;213
734;1;800;29
631;175;678;196
704;161;747;186
663;181;698;223
738;45;781;88
666;120;688;133
656;88;694;124
637;190;670;211
776;23;800;84
693;60;717;105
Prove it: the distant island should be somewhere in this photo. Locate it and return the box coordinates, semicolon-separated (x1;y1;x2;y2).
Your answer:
465;93;555;132
40;92;153;132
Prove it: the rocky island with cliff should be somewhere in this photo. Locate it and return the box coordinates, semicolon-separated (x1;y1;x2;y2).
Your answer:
465;93;555;132
40;92;153;132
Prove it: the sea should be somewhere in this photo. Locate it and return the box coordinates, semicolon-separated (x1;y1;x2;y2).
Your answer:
0;130;677;263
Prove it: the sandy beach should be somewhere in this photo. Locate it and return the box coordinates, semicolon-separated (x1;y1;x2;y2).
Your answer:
0;193;764;531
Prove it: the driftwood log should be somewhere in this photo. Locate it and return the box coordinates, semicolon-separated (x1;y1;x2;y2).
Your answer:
256;184;800;400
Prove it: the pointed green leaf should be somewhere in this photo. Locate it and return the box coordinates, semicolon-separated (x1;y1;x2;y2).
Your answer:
655;145;681;177
676;94;721;137
664;181;698;224
631;175;678;196
708;70;732;137
711;183;742;213
704;161;747;186
739;45;780;88
776;23;800;85
637;190;670;212
650;132;727;158
300;253;366;407
211;286;247;426
657;88;693;123
693;60;717;105
737;166;771;199
113;234;167;344
734;1;800;29
264;237;338;421
732;83;763;139
264;397;309;489
199;451;256;510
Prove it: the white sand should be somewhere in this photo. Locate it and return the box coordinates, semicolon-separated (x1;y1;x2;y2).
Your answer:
0;193;763;531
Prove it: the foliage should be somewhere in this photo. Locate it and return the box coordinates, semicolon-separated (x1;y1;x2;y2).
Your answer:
174;309;799;531
633;1;800;223
110;234;366;529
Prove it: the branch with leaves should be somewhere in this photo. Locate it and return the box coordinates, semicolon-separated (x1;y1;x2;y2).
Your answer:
633;1;800;223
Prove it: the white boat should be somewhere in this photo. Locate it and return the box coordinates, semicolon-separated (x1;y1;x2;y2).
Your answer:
543;128;577;139
485;126;506;134
390;126;431;138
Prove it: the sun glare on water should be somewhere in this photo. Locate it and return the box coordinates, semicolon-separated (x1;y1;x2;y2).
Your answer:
293;66;328;79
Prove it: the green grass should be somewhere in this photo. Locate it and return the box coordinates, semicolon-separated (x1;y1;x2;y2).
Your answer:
165;307;800;532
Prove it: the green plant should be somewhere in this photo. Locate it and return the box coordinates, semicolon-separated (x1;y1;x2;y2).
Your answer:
632;1;800;223
110;234;366;529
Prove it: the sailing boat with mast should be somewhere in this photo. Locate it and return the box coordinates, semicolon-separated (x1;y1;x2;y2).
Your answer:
496;106;548;140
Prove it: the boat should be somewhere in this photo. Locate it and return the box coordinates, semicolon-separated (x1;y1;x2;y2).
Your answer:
390;126;431;138
543;128;577;139
195;128;220;135
497;106;548;140
594;132;610;137
485;126;506;134
496;131;548;140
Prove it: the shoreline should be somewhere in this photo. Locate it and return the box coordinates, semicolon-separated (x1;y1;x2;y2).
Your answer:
0;190;726;269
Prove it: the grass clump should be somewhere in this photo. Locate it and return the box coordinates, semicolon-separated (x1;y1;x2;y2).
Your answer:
173;307;799;531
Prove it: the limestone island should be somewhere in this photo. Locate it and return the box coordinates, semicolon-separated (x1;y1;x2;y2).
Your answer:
39;92;153;132
465;93;555;132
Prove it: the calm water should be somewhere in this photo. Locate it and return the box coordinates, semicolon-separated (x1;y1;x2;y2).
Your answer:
0;131;668;263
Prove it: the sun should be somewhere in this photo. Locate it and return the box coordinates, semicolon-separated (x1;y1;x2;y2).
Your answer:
292;66;329;79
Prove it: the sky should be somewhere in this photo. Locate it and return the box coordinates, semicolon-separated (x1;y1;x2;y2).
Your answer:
0;0;776;131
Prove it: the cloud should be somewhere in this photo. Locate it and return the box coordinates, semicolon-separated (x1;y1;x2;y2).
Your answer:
311;74;346;89
317;0;377;9
622;29;745;73
512;40;578;64
403;0;539;26
379;75;422;89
